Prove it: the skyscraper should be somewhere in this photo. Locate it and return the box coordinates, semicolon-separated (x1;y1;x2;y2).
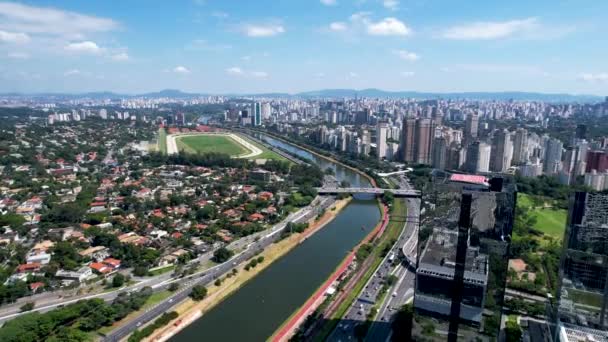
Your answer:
512;128;529;165
415;118;432;164
401;118;417;163
414;176;517;341
465;113;479;143
490;129;513;173
432;136;448;169
552;192;608;341
465;141;491;173
376;121;389;161
252;102;262;126
544;138;564;175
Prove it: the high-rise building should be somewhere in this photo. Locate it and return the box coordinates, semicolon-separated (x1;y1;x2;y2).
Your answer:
544;138;564;175
512;128;529;165
261;102;271;119
432;136;448;169
376;121;389;161
551;192;608;341
490;129;513;173
415;118;433;164
465;141;491;173
253;102;262;126
414;176;517;341
464;113;479;143
401;118;417;163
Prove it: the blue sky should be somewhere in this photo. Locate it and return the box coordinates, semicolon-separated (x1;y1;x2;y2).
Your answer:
0;0;606;95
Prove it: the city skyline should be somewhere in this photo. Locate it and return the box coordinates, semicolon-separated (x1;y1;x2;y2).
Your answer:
0;0;607;95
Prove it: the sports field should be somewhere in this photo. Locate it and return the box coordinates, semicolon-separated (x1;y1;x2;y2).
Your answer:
518;193;567;238
176;135;248;156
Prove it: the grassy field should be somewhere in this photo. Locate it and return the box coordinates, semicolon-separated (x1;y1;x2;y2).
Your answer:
518;193;567;238
239;135;287;161
177;135;248;156
157;127;167;154
97;290;172;335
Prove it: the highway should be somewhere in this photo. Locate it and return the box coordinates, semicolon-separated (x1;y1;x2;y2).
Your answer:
103;197;333;342
316;187;420;198
327;175;419;342
0;198;331;327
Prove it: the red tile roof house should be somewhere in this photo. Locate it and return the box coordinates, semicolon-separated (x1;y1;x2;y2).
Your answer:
103;258;121;269
258;191;274;201
29;282;45;293
90;262;113;275
171;232;184;239
16;262;42;273
248;213;265;222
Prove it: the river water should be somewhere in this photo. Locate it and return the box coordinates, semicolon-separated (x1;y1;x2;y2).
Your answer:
171;134;379;342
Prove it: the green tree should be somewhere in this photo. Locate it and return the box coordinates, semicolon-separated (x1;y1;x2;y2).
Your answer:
112;273;125;288
19;302;34;312
212;247;233;263
190;285;207;301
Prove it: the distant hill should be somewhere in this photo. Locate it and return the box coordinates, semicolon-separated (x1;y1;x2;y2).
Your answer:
1;88;603;103
295;88;604;102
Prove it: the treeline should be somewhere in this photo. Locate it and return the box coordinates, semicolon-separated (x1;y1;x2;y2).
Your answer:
128;311;178;342
0;287;153;342
143;151;248;168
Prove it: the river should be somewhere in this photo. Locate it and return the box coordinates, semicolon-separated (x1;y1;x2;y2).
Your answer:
171;134;380;342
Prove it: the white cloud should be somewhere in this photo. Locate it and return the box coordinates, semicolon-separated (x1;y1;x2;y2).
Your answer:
251;71;268;78
64;69;81;76
211;11;228;19
226;67;243;75
400;71;415;77
243;24;285;37
0;30;29;43
579;73;608;82
226;67;268;78
348;71;359;78
383;0;399;11
394;49;419;61
442;17;538;40
320;0;337;5
329;22;348;32
173;66;190;74
0;2;119;39
187;39;232;51
7;51;28;59
241;55;251;61
316;72;325;78
366;17;411;36
111;52;129;61
64;41;103;54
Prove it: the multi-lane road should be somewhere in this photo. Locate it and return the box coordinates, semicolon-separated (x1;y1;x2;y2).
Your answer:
103;197;333;342
328;175;420;342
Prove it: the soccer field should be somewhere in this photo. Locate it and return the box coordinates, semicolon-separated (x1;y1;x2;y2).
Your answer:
176;135;249;156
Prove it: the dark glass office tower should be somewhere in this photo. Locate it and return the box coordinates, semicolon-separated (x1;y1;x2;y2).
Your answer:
413;174;517;341
552;192;608;341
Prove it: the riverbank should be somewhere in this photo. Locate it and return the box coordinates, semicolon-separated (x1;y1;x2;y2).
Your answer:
140;197;352;342
271;203;389;342
255;130;378;187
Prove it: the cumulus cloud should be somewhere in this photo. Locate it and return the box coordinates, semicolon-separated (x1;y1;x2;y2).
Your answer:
329;22;348;32
441;17;539;40
383;0;399;11
0;2;119;39
243;24;285;37
173;66;190;74
64;41;103;54
394;49;419;61
320;0;337;5
366;17;411;36
579;73;608;82
400;71;415;77
111;52;129;61
0;30;29;43
226;67;243;75
226;67;269;79
327;13;411;37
